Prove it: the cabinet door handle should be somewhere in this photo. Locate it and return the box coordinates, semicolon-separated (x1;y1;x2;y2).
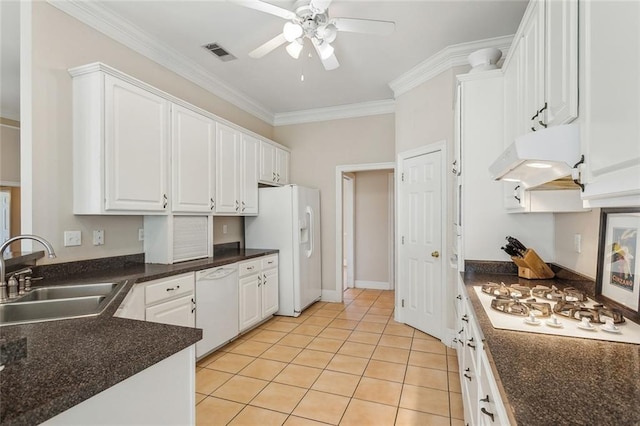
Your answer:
235;200;239;212
258;275;262;287
458;328;464;335
273;172;276;182
531;110;539;121
191;298;196;313
263;274;267;284
538;102;548;114
462;315;469;323
456;295;462;300
210;198;215;210
464;369;472;381
480;407;495;422
538;120;548;129
531;127;537;132
163;194;168;209
277;173;280;182
480;395;490;403
242;201;246;212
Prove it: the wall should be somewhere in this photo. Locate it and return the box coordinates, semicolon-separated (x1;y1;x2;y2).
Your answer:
213;216;244;247
0;119;20;184
28;3;267;263
353;169;392;287
554;209;601;279
273;114;395;295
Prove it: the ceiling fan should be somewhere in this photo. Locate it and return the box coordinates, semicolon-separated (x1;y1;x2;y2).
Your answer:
234;0;395;71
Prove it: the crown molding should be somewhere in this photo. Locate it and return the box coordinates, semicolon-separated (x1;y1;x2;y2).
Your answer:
47;0;275;125
389;34;514;98
273;99;395;126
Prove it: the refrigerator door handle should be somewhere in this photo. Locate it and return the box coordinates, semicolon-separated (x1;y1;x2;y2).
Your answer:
306;206;314;258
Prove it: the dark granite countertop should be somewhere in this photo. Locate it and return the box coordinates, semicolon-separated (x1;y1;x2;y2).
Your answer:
0;248;278;425
462;271;640;426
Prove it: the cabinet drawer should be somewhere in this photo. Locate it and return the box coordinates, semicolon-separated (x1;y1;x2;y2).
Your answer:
262;255;278;270
145;273;194;306
238;259;261;277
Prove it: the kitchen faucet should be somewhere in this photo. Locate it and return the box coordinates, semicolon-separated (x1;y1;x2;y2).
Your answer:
0;235;57;302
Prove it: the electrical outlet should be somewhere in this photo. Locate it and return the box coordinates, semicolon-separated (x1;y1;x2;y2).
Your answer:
64;231;82;247
574;233;582;253
93;230;104;246
223;225;228;234
138;228;144;241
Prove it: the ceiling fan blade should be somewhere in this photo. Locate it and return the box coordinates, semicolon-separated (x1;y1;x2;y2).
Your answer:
310;0;332;13
333;18;395;35
321;53;340;71
312;42;339;70
249;33;287;58
232;0;296;20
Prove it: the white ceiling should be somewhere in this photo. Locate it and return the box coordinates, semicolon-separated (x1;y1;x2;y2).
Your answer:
1;1;529;123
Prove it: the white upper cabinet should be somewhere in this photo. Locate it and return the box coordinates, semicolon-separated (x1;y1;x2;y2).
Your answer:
259;140;290;186
171;105;215;213
71;65;170;214
215;124;260;215
503;0;578;139
215;123;241;214
544;0;578;127
580;0;640;207
241;133;259;215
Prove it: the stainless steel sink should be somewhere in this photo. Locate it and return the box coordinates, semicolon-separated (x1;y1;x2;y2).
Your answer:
0;280;127;326
13;282;119;302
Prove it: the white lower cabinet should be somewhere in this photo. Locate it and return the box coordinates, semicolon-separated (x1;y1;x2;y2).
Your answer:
44;347;195;426
239;255;279;332
115;273;195;328
455;279;511;426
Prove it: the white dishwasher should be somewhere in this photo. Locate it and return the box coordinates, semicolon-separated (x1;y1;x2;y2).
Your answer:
195;264;239;359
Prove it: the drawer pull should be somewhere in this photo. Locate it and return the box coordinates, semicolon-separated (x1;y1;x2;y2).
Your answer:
481;407;495;422
480;395;490;403
247;266;255;270
166;285;180;292
462;315;469;323
268;261;273;264
467;337;476;350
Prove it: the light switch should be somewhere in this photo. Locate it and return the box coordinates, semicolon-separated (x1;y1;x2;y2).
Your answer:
64;231;82;247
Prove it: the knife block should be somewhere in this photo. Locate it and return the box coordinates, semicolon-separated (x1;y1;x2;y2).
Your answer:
511;249;555;279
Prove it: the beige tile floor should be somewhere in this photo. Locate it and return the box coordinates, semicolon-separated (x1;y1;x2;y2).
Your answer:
196;289;464;426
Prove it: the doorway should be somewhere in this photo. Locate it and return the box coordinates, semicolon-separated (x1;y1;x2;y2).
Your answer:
335;162;395;301
396;142;447;340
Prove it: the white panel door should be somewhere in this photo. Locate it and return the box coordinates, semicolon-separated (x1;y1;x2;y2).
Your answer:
520;0;544;134
171;105;215;213
145;295;195;328
104;75;169;212
239;274;261;331
544;0;578;127
399;150;443;339
276;149;290;185
259;141;277;184
241;133;259;215
215;123;240;214
262;267;279;317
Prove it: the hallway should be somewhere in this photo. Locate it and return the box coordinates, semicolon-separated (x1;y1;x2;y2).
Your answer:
195;289;463;425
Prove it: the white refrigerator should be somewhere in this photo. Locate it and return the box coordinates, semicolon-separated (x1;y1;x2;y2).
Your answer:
245;185;322;317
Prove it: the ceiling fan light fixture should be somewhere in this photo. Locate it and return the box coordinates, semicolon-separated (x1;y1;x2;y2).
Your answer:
286;40;304;59
283;22;303;42
319;23;337;43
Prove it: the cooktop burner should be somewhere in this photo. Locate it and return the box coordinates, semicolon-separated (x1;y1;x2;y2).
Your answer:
484;282;625;324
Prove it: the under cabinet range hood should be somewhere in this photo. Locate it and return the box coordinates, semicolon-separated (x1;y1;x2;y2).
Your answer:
490;124;581;189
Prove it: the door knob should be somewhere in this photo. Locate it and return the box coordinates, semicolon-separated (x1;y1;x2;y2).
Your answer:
431;251;440;258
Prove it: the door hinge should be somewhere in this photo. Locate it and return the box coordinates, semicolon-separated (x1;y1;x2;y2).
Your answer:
401;299;405;308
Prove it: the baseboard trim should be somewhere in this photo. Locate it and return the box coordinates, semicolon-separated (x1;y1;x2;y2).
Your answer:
355;280;391;290
321;289;342;303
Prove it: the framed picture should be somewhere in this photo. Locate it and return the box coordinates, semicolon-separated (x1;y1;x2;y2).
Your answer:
596;207;640;313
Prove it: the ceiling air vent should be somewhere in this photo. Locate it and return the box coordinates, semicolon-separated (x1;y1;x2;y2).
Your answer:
203;42;237;62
